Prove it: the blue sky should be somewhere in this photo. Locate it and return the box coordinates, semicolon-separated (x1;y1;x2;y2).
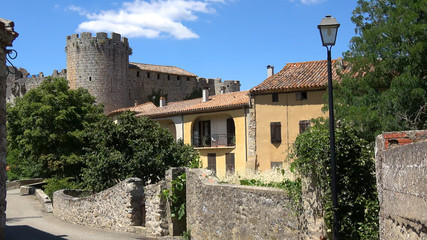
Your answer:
2;0;358;90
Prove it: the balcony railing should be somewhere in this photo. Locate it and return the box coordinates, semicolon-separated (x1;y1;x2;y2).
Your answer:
192;134;235;148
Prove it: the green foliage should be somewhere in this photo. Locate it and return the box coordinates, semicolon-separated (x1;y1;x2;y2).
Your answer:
183;87;202;100
43;177;80;200
6;77;104;179
161;173;187;220
81;111;199;192
181;230;191;240
147;88;168;107
290;119;379;239
335;0;427;142
239;169;302;213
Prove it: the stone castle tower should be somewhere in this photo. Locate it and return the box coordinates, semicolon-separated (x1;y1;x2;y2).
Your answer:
65;32;132;113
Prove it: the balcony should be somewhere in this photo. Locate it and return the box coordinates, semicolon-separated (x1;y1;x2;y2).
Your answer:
192;134;235;148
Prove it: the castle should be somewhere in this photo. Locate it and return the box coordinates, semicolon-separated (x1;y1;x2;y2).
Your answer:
6;32;240;113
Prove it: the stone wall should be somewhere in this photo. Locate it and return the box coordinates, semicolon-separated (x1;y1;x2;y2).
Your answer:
375;130;427;240
53;178;144;232
141;181;169;236
0;18;18;240
6;67;66;104
186;168;300;239
66;32;132;113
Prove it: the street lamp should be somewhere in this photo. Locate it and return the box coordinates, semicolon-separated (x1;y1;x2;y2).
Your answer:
318;15;340;240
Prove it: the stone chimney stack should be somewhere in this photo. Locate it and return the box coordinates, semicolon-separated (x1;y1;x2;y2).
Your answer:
160;97;167;107
267;65;274;77
202;87;209;102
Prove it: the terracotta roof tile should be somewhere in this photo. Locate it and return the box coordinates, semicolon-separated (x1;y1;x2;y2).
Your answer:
130;62;197;77
251;59;347;94
108;90;250;118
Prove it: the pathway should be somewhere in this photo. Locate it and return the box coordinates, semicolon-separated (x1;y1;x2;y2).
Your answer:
5;189;156;240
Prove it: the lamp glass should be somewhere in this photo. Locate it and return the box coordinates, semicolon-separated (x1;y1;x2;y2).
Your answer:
320;26;338;46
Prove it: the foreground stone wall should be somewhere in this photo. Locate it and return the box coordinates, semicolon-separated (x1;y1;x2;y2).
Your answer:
0;18;18;240
186;168;300;239
53;178;144;232
375;130;427;240
140;180;169;237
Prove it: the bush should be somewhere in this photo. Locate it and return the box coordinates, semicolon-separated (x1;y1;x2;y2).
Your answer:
43;177;80;200
290;119;379;239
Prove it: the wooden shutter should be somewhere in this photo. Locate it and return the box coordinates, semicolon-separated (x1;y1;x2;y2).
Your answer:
207;153;216;173
270;122;282;143
226;153;235;174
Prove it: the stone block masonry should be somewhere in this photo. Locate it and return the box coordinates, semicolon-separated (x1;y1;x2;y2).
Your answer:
0;18;18;240
186;168;300;239
66;32;132;113
375;130;427;240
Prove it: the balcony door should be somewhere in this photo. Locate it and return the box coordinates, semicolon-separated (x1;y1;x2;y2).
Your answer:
226;118;235;146
198;120;211;146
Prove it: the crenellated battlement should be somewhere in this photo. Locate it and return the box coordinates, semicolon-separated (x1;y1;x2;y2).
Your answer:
65;32;130;53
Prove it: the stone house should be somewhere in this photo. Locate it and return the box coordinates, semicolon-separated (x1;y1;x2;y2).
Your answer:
250;59;345;171
110;59;347;175
109;90;252;177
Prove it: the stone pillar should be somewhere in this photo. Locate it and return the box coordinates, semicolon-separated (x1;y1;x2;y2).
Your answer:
165;167;186;236
0;18;18;240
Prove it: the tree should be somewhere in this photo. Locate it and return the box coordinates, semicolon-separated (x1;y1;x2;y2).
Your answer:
335;0;427;142
291;119;379;239
147;88;168;107
6;78;104;179
183;87;202;100
81;111;199;192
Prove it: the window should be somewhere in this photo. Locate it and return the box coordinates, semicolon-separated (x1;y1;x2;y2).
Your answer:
272;93;279;102
187;77;190;81
177;76;181;80
226;153;235;174
299;120;311;134
167;75;170;80
147;72;150;78
271;162;283;169
296;91;307;100
270;122;281;143
157;73;160;80
208;153;216;173
89;76;92;81
137;71;140;77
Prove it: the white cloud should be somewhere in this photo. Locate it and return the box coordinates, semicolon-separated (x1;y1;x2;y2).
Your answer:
69;0;226;39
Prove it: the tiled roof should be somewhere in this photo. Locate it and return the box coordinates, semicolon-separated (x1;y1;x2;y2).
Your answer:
129;62;197;77
251;60;346;94
108;90;250;118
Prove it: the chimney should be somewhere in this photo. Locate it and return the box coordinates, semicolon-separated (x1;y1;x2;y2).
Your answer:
160;97;167;107
267;65;274;77
202;87;209;102
336;57;345;69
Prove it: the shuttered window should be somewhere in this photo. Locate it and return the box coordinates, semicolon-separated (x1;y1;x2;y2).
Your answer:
270;122;282;143
226;153;235;174
207;153;216;173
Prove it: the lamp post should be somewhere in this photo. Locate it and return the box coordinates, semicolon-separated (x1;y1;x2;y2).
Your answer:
318;15;340;240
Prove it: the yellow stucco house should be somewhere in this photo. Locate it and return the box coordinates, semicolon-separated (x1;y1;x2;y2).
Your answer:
250;59;344;171
109;90;252;177
109;59;345;175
